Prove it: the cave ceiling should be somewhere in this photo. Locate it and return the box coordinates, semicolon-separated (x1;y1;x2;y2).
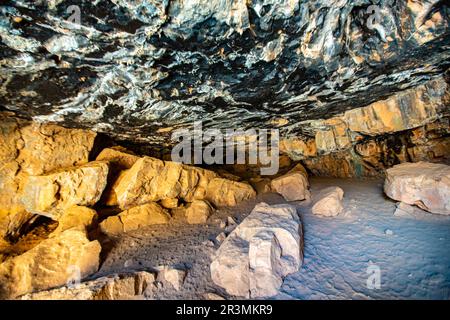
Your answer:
0;0;449;146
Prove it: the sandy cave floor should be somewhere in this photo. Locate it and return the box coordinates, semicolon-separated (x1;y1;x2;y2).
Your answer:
94;178;450;300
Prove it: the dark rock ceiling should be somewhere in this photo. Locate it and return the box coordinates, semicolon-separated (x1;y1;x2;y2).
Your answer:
0;0;449;147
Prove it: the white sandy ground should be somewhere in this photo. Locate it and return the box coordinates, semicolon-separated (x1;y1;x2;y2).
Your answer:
95;178;450;300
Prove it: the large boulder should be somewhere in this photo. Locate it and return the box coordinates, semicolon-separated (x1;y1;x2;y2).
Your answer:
99;202;170;236
20;161;109;220
210;202;303;298
113;157;217;209
206;178;256;207
0;229;101;299
271;171;310;202
311;187;344;217
384;162;450;215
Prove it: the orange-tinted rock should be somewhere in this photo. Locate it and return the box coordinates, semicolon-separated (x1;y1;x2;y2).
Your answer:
0;229;101;299
99;202;170;236
206;178;256;207
271;171;310;201
21;161;109;220
312;187;344;217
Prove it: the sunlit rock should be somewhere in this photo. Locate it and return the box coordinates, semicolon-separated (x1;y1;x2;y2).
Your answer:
100;202;170;236
21;161;109;220
0;229;101;299
205;178;256;207
185;200;213;224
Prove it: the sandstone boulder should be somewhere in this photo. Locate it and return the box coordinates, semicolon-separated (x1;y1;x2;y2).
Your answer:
113;157;218;209
185;200;213;224
20;271;156;300
0;229;101;299
206;178;256;207
384;162;450;215
21;161;109;220
210;202;303;298
271;172;310;202
311;187;344;217
99;202;170;236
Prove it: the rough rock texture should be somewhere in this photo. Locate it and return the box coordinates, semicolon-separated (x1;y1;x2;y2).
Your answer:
302;116;450;177
99;203;170;236
206;178;256;207
185;200;213;224
0;113;96;239
271;171;310;202
384;162;450;215
0;1;448;146
21;161;109;220
155;266;187;291
51;206;97;235
211;202;303;298
113;157;218;209
0;229;101;299
311;187;345;217
20;271;156;300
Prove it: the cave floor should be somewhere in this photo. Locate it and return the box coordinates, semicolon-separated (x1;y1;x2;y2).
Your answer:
95;178;450;300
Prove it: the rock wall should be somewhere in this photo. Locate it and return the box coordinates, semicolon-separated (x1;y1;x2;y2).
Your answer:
280;77;450;177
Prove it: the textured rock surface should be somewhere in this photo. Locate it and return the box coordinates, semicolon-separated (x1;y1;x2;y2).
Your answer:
271;172;310;202
0;113;96;238
0;229;101;299
155;266;187;291
20;271;156;300
185;200;213;224
100;202;170;236
211;202;303;298
384;162;450;215
0;1;448;146
51;206;97;235
21;161;109;220
312;187;344;217
113;156;218;209
206;178;256;207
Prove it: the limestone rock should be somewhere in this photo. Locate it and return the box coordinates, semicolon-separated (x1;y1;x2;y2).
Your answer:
156;266;187;291
21;161;109;220
99;202;170;236
210;202;303;298
51;206;97;235
206;178;256;207
113;157;218;209
384;162;450;215
393;202;430;219
311;187;344;217
271;172;309;202
0;229;101;299
185;200;213;224
20;271;156;300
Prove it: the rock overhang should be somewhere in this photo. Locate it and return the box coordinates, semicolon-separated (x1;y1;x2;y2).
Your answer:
0;0;449;147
